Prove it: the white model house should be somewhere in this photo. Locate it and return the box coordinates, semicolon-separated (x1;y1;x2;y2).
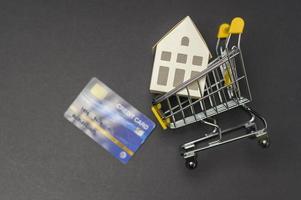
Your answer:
150;16;211;98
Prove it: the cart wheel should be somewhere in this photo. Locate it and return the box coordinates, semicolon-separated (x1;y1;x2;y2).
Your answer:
185;156;198;169
258;136;270;148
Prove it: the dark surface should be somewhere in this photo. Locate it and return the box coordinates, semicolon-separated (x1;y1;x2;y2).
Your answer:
0;0;300;199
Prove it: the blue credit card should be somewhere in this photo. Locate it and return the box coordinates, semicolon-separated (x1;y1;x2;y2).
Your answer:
64;78;156;164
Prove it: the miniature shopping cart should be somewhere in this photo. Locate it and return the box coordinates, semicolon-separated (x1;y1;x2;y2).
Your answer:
151;17;270;169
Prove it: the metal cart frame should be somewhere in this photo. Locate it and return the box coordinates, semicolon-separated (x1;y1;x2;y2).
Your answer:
151;17;270;169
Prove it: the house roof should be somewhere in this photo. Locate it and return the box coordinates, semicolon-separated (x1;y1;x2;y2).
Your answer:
152;16;212;58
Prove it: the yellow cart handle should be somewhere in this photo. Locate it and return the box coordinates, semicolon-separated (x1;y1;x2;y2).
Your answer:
229;17;245;34
217;23;230;39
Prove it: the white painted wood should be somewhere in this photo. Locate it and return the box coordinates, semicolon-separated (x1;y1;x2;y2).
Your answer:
150;16;211;98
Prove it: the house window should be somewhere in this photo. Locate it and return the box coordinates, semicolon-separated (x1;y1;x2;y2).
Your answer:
188;71;201;90
157;66;169;86
173;68;185;87
161;51;171;61
176;53;187;64
181;36;189;46
192;56;203;66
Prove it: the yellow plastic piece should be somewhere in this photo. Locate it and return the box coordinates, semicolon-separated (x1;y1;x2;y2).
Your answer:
217;23;230;39
229;17;245;34
151;103;170;130
224;66;232;86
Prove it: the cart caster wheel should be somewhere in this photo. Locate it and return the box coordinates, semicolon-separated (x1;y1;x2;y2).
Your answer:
258;136;270;148
185;156;198;169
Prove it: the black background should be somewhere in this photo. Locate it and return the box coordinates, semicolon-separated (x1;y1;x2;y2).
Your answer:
0;0;300;199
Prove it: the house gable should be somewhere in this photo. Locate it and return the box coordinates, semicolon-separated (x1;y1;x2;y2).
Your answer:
153;16;212;58
150;16;212;98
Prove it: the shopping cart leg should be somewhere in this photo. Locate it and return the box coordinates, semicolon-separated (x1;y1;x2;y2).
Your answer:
241;105;270;148
180;105;270;169
181;118;221;151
